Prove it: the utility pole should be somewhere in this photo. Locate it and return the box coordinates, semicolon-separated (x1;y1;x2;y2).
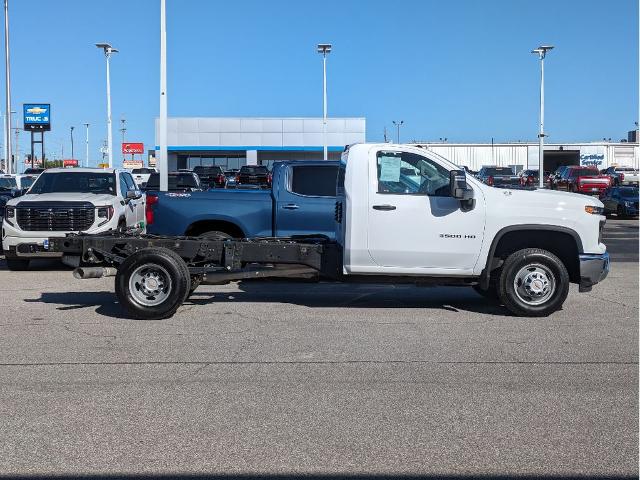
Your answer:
96;43;118;168
120;116;126;162
83;123;89;167
392;120;404;144
3;0;12;174
383;126;388;143
70;126;75;160
11;125;18;170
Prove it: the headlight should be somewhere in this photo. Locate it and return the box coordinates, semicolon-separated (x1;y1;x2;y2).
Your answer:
97;206;114;226
4;205;15;226
584;205;604;215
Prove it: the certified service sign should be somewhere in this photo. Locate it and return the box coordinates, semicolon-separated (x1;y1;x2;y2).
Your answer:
23;103;51;131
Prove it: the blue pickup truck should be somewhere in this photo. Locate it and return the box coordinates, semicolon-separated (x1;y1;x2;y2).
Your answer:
145;161;339;239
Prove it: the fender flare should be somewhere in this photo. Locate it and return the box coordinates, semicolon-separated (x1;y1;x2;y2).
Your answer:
479;224;583;289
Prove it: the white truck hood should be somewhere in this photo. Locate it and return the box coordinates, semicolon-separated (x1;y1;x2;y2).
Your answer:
7;192;117;206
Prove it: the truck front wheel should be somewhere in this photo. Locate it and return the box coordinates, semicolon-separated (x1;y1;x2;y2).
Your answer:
497;248;569;317
115;247;191;320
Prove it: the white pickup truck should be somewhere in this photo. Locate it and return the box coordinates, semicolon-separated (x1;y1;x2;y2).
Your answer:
49;143;609;319
2;168;145;270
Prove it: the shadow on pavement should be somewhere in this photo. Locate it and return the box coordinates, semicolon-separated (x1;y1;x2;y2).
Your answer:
25;282;512;320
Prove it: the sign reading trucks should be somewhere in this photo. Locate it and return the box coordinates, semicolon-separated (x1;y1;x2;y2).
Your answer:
23;103;51;131
122;142;144;154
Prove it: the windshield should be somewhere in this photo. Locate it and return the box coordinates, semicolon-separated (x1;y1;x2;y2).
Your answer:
132;168;154;174
146;173;200;190
20;176;36;189
616;168;638;173
29;171;116;195
240;166;268;174
571;168;599;177
484;167;513;176
619;189;639;199
194;166;222;175
0;177;17;190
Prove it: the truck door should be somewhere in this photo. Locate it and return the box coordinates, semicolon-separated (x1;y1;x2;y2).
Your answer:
275;164;339;238
366;148;485;272
121;172;143;227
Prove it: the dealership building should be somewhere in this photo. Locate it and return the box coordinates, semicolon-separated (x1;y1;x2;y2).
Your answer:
152;116;637;173
153;117;366;170
413;139;639;172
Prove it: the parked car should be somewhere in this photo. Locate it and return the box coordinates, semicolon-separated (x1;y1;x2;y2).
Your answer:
131;167;157;187
143;171;203;192
602;166;639;187
553;166;612;195
192;165;226;189
2;168;145;270
599;186;639;217
476;166;519;187
145;161;339;239
224;169;239;188
236;165;272;188
518;169;551;188
549;165;570;189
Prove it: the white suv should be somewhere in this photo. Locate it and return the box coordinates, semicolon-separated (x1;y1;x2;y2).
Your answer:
2;168;145;270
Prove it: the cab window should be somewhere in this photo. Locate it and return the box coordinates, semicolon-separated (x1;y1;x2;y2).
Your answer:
376;151;450;196
290;165;338;197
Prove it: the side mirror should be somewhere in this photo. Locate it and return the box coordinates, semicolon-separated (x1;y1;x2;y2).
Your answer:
450;170;473;201
126;190;140;200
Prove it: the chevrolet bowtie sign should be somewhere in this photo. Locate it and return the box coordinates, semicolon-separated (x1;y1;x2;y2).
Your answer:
23;103;51;131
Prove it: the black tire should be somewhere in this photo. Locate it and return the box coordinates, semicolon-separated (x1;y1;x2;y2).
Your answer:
115;247;191;320
497;248;569;317
617;205;626;218
6;258;30;271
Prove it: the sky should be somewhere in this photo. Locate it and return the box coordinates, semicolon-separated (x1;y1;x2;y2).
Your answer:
4;0;639;167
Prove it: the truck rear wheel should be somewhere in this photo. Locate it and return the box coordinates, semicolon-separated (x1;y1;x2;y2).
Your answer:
497;248;569;317
115;247;191;320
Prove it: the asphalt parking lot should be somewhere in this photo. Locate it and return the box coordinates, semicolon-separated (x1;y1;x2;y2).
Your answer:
0;219;637;478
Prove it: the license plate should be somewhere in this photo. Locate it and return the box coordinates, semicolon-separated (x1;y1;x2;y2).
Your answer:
591;188;599;191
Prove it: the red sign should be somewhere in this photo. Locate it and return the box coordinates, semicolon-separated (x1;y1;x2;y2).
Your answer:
63;159;78;168
122;142;144;154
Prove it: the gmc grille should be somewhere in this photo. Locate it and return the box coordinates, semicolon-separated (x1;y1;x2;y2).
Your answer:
16;202;95;231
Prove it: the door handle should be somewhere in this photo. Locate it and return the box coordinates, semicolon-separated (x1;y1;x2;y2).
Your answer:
372;204;396;211
282;204;300;210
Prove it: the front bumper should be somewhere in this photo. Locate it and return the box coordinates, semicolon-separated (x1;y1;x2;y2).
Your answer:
578;252;610;292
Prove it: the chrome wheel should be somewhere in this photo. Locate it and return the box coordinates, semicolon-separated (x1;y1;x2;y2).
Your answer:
513;263;556;306
128;263;173;307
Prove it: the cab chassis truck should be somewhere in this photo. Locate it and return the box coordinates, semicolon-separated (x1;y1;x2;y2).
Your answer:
47;144;610;320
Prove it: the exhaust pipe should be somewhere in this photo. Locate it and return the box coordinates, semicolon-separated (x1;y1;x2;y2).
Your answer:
73;266;118;280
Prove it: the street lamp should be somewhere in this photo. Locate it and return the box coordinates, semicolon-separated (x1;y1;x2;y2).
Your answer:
96;42;118;168
70;126;74;160
83;123;89;167
3;0;11;174
531;44;554;189
317;43;331;161
392;120;404;143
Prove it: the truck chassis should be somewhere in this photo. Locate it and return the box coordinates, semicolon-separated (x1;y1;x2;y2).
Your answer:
50;232;478;320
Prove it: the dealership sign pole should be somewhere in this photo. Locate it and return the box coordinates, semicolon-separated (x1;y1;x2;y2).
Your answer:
158;0;168;191
23;104;50;169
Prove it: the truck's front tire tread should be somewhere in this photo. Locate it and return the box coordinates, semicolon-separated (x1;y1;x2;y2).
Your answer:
115;247;191;320
497;248;569;317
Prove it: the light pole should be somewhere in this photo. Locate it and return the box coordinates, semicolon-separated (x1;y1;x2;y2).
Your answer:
83;123;89;167
96;43;118;168
531;45;553;189
392;120;404;143
158;0;168;191
70;126;75;160
317;43;331;161
3;0;11;174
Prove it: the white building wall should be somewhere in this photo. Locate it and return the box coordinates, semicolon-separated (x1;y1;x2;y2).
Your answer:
415;143;639;171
